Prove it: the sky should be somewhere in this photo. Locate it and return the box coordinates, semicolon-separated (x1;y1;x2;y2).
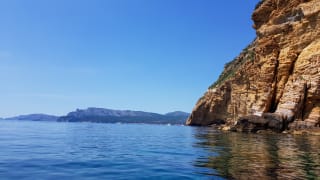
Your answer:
0;0;260;117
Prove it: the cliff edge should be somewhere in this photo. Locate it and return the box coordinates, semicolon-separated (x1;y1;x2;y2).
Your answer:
187;0;320;133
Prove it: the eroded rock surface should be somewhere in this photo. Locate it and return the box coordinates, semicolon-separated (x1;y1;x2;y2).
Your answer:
187;0;320;133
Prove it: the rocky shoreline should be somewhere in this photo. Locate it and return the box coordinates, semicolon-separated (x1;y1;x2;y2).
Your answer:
218;125;320;136
211;112;320;135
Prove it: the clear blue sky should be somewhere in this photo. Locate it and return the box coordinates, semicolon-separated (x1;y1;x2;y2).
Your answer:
0;0;259;117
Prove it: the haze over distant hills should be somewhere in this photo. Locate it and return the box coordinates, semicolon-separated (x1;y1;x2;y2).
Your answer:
58;108;189;124
4;114;59;121
165;111;190;117
3;108;190;125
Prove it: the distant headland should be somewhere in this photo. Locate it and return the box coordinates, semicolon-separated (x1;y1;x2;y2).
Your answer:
2;108;190;125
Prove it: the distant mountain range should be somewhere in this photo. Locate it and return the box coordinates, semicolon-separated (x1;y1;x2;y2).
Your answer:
164;111;190;117
4;114;59;121
2;108;190;125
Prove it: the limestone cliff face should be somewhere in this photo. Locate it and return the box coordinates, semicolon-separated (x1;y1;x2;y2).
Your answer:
187;0;320;131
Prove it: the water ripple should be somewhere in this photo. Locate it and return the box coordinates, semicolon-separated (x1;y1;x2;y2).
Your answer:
0;120;319;179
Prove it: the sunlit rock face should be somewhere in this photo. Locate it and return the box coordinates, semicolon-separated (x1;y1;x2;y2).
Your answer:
187;0;320;132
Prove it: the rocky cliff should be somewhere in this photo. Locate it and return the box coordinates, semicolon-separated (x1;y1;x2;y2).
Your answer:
187;0;320;133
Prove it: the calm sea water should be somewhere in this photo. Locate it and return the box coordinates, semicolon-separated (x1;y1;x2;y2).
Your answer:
0;120;319;179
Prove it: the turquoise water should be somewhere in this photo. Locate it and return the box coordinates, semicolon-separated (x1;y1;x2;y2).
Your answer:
0;120;319;179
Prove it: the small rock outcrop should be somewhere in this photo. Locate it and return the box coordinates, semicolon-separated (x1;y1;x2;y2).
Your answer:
187;0;320;133
232;113;284;133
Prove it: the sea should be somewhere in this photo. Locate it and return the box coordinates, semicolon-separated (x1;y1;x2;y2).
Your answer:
0;120;319;179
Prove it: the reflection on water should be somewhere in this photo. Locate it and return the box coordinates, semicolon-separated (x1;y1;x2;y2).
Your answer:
0;120;318;179
193;128;320;179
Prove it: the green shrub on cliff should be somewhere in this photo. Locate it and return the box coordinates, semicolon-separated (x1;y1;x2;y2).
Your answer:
209;67;236;89
255;0;264;10
208;45;255;89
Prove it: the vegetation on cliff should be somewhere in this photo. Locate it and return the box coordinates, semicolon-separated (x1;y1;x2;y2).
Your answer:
209;44;255;89
255;0;264;10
